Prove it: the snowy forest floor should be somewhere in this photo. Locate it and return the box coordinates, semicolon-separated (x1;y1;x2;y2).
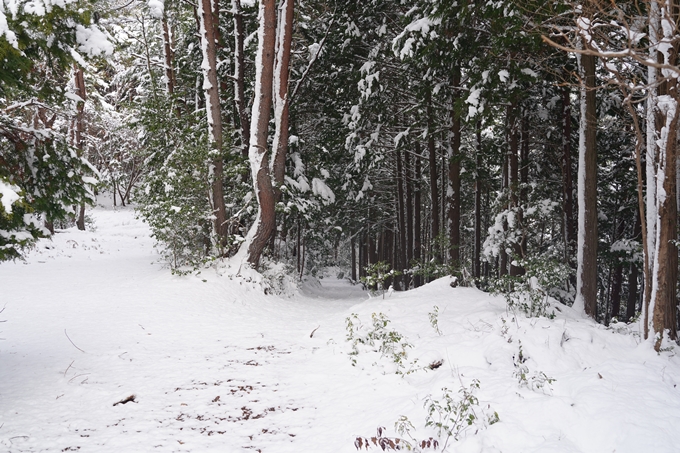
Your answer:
1;199;680;453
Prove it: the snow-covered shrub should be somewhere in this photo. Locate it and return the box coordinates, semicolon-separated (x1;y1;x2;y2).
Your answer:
1;137;97;261
491;256;570;317
361;261;401;298
134;100;249;272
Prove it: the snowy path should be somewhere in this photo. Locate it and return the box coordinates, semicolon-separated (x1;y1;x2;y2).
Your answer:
0;206;389;452
3;204;680;453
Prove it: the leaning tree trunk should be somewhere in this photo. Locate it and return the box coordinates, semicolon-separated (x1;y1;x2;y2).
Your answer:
198;0;228;240
242;0;277;268
574;51;598;318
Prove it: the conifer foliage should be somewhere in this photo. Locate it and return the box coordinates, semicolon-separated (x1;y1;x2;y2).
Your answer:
2;0;679;340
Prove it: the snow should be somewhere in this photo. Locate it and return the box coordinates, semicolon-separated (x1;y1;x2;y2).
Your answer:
75;24;114;57
0;10;18;48
0;180;21;213
311;177;335;204
498;70;510;83
573;50;587;315
1;200;680;452
147;0;164;18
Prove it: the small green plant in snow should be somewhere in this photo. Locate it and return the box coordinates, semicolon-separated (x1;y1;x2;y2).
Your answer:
513;341;555;392
424;379;498;450
345;312;414;374
428;305;442;335
361;261;401;298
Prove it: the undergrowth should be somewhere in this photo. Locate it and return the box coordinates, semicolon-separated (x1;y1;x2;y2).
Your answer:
346;312;415;374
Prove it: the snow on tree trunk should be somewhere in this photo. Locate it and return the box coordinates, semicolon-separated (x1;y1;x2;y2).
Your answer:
643;0;660;340
197;0;228;240
239;0;277;269
162;11;175;96
574;46;598;318
648;0;679;347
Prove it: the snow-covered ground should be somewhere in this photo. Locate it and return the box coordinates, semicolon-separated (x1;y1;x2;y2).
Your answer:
1;200;679;453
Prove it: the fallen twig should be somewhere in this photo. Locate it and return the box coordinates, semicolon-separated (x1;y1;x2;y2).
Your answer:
68;373;90;383
310;325;320;338
64;360;75;377
64;329;85;353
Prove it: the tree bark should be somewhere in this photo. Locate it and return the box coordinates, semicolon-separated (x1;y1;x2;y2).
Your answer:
351;235;357;282
448;70;461;268
651;89;679;348
520;114;529;260
414;141;423;288
74;65;87;231
575;51;598;318
405;147;414;286
474;122;482;279
427;90;440;263
162;11;176;96
562;86;575;260
198;0;228;240
508;103;523;276
271;0;295;202
242;0;277;268
232;0;250;157
396;148;407;288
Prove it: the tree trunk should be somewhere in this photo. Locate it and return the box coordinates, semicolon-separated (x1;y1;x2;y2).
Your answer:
448;70;461;268
609;219;626;322
242;0;277;268
508;103;523;276
520;114;529;260
369;232;378;265
643;1;660;339
271;0;295;203
651;90;679;348
562;86;575;261
575;51;598;318
198;0;228;241
474;122;482;279
427;90;440;263
396;148;407;288
232;0;250;157
626;263;640;322
414;142;423;288
74;65;87;231
351;235;357;282
405;148;413;288
162;11;176;96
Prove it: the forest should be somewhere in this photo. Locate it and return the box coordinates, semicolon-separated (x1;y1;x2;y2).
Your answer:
1;0;679;352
